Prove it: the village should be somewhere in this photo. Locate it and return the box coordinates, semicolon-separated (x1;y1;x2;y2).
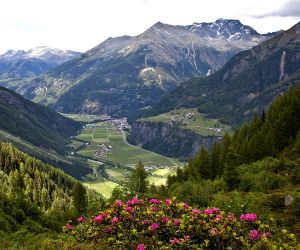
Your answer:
93;144;113;158
85;117;129;134
88;116;129;158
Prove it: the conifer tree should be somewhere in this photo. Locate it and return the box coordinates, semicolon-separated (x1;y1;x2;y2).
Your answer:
223;147;241;191
72;182;88;214
127;161;149;195
210;143;221;179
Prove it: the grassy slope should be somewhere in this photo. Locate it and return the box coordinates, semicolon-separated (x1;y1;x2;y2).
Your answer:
140;108;232;136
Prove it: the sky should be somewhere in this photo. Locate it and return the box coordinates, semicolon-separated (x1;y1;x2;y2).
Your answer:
0;0;299;54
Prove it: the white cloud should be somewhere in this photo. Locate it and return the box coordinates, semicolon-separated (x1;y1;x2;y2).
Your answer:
0;0;299;54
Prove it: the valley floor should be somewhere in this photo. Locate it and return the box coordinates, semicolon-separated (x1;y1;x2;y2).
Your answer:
67;115;183;197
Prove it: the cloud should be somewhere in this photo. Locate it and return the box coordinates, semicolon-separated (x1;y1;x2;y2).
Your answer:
254;0;300;18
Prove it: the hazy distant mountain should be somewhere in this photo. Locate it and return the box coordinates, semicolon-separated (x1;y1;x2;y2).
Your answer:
17;19;275;119
0;46;81;78
145;21;300;127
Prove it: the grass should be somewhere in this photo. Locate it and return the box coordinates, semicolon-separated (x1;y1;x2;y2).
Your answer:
151;167;178;177
61;113;103;122
140;108;232;136
106;167;131;181
148;175;167;186
83;180;118;198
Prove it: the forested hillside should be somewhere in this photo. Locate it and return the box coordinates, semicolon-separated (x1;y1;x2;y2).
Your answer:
0;142;104;249
0;86;81;154
163;84;300;234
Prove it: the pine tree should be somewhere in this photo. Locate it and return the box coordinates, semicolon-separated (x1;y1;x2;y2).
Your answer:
223;147;241;191
198;147;211;179
72;182;88;214
210;143;221;179
127;161;149;196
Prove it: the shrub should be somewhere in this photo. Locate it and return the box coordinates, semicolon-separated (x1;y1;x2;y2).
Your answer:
64;198;297;249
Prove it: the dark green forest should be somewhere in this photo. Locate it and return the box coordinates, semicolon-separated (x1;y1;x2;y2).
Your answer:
0;142;104;249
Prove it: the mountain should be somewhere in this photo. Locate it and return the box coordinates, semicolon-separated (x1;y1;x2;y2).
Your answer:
145;21;300;127
0;86;81;154
0;46;81;78
16;19;275;119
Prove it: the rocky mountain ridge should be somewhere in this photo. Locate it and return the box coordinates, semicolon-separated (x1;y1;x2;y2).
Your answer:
0;46;81;78
15;19;275;119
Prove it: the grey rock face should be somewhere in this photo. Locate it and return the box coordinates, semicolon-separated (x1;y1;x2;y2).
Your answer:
128;120;220;159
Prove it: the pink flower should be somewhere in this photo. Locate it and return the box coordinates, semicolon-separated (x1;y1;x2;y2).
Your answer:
210;227;218;236
66;223;73;230
137;243;145;250
174;219;180;226
149;198;161;205
143;219;149;225
151;207;158;212
192;209;201;215
94;214;104;224
205;208;214;215
212;207;220;213
112;217;119;224
115;200;123;207
127;198;140;206
126;206;134;213
240;213;257;222
162;217;169;223
150;223;159;231
249;230;260;241
262;232;272;238
215;215;223;223
165;198;172;206
184;235;190;241
227;212;235;221
170;238;180;244
77;216;85;223
104;226;113;234
183;202;189;209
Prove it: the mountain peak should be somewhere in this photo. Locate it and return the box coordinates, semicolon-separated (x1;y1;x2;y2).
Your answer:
187;18;260;41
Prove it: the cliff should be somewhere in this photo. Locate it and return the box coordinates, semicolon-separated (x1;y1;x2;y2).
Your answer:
128;121;220;159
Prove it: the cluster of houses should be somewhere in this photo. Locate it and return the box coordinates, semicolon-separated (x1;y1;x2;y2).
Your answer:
108;118;129;134
168;112;196;126
144;164;169;172
93;144;113;158
208;127;222;133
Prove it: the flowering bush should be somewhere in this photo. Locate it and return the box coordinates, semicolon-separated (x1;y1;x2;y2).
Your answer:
64;197;297;249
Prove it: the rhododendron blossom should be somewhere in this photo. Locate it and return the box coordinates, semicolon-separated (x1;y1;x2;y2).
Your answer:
250;230;260;240
170;238;180;244
136;243;145;250
149;198;161;205
162;217;169;223
77;216;85;223
112;217;119;224
115;200;123;207
240;213;257;222
174;219;180;226
150;223;159;231
94;214;104;224
165;198;172;205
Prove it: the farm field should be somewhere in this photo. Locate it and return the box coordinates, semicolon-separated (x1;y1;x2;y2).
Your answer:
139;108;232;136
75;122;181;168
83;180;118;198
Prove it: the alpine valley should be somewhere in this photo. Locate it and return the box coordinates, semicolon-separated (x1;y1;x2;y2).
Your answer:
1;14;300;250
